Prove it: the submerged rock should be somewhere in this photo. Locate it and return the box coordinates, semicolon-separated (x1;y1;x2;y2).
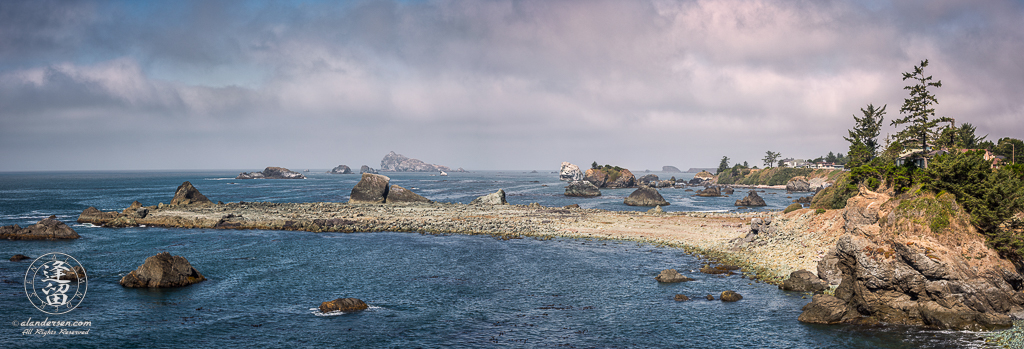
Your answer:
559;162;584;181
387;184;430;203
120;252;206;288
349;174;391;204
624;186;670;207
0;216;79;240
237;167;306;179
319;298;369;313
471;189;508;205
655;269;693;283
171;181;212;206
328;165;352;174
565;180;601;197
735;190;767;206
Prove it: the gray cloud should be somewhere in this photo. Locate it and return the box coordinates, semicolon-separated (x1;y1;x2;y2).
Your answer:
1;0;1023;171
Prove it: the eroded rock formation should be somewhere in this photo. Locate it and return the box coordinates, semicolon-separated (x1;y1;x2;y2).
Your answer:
624;186;670;207
0;216;79;240
237;167;306;179
565;181;601;197
120;252;206;288
559;162;584;181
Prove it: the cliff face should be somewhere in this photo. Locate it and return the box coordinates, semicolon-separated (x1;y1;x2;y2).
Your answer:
794;185;1024;330
379;151;451;172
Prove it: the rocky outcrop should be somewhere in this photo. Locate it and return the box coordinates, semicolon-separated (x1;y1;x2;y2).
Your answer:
607;169;636;188
237;167;306;179
328;165;352;174
360;165;378;174
584;169;608;188
655;269;693;283
798;187;1024;331
120;252;206;288
663;166;682;173
10;254;31;262
721;187;734;195
674;294;691;301
565;180;601;197
787;176;811;193
387;185;430;203
349;174;391;204
379;151;451;172
655;180;675;188
471;189;508;205
0;216;79;240
171;181;211;206
638;174;659;186
735;190;767;206
319;298;369;313
780;270;827;292
689;170;715;185
559;162;584;181
720;291;743;302
695;186;722;197
624;186;670;207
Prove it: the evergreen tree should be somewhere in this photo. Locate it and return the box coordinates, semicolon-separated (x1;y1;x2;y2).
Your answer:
716;156;730;174
825;151;837;163
892;60;953;153
763;151;780;168
844;104;886;166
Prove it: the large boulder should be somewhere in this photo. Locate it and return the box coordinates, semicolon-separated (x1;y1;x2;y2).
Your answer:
624;186;670;206
786;176;811;192
359;165;378;174
780;269;827;292
638;174;660;186
655;269;693;283
119;252;206;288
328;165;352;174
387;185;430;203
565;181;601;197
471;189;508;205
170;181;211;206
379;151;451;172
237;166;306;179
349;174;391;204
0;216;79;240
584;169;608;188
720;291;743;302
319;298;369;313
559;162;584;181
607;169;636;188
695;186;722;197
662;166;682;173
735;190;767;206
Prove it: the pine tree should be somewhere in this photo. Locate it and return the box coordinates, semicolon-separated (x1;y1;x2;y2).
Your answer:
763;151;780;168
716;156;730;174
891;60;953;154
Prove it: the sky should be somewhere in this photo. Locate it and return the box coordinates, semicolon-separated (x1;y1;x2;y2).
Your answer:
2;0;1022;172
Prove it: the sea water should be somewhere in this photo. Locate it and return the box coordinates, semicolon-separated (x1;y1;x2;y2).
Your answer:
0;171;996;348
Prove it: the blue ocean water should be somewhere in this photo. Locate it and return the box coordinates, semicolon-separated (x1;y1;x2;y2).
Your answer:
0;171;996;348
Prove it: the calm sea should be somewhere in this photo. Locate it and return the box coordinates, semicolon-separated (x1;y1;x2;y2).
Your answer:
0;170;995;348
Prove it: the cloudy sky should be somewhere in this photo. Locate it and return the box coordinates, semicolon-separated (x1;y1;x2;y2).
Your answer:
2;0;1022;172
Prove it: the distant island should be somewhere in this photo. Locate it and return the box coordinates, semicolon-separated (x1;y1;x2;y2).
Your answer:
685;168;717;173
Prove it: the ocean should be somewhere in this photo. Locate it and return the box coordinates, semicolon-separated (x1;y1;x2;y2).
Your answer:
0;170;996;348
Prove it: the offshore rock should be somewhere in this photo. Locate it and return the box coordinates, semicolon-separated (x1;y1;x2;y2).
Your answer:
0;215;79;240
735;190;767;206
720;291;743;302
379;151;451;172
471;189;508;205
638;174;659;186
559;162;584;181
77;207;119;225
387;185;430;203
722;187;735;195
583;169;608;188
690;171;715;185
624;186;670;207
787;176;811;193
565;180;601;197
171;181;211;206
10;254;31;262
328;165;352;174
237;167;306;179
655;180;674;188
120;252;206;288
695;186;722;197
359;165;378;174
674;294;691;301
349;174;391;204
663;166;682;173
320;298;369;313
655;269;693;283
607;169;636;188
780;270;826;292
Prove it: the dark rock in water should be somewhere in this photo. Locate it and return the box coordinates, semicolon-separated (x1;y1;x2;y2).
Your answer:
78;207;119;225
798;294;848;324
0;216;79;240
379;151;451;172
564;204;580;209
10;254;30;262
237;167;306;179
349;174;391;204
720;291;743;302
638;174;660;186
699;265;737;275
721;187;734;195
674;294;690;301
655;269;693;283
171;181;211;206
705;294;715;301
624;186;670;206
735;190;767;206
58;265;86;281
794;196;812;204
565;180;601;197
387;184;430;203
471;189;508;205
319;298;369;313
453;167;468;173
655;180;674;188
584;168;608;188
328;165;352;174
780;270;826;292
359;165;378;174
787;176;811;192
663;166;682;173
695;186;722;197
559;162;584;181
120;252;206;288
607;169;636;188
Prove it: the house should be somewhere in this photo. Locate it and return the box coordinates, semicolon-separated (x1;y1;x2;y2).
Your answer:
782;158;809;168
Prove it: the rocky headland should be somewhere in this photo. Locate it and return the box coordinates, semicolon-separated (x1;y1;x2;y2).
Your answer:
662;166;682;173
380;151;451;172
237;167;306;179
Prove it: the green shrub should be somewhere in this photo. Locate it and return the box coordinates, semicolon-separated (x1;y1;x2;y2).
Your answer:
784;203;803;214
815;209;826;214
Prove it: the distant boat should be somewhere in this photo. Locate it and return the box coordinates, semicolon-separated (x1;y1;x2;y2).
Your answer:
440;171;448;176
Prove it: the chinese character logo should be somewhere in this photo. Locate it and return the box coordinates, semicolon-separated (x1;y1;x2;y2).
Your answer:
24;253;87;314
